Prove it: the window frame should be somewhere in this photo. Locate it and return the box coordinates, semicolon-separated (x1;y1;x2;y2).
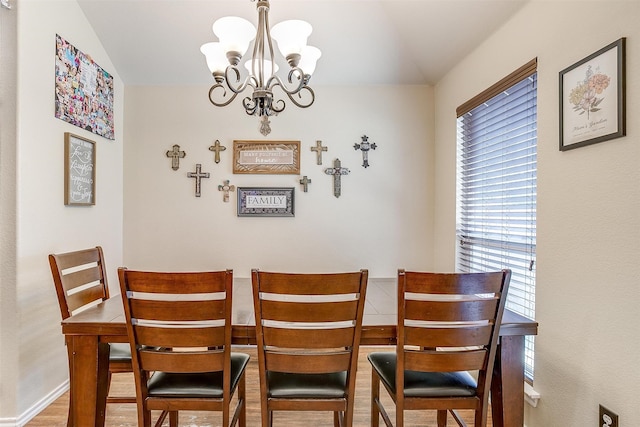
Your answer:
456;59;537;381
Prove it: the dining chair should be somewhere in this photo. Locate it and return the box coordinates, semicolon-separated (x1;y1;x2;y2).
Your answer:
251;269;368;427
48;246;135;426
368;269;511;427
118;268;249;427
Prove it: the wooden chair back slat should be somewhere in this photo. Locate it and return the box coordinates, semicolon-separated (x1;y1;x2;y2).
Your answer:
123;270;228;294
129;299;226;321
262;326;356;349
403;271;505;294
52;247;102;270
405;298;499;322
265;351;352;374
62;265;103;292
256;272;364;295
133;325;226;348
138;349;225;373
64;283;108;314
404;349;488;372
404;324;493;348
259;300;359;322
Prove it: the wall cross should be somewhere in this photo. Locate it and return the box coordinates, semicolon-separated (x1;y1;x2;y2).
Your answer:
324;158;350;198
218;179;235;202
209;140;226;164
354;135;377;168
299;175;312;192
311;140;328;165
166;144;186;170
187;164;210;197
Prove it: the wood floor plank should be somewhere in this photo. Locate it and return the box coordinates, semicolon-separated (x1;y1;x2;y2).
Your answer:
27;347;492;426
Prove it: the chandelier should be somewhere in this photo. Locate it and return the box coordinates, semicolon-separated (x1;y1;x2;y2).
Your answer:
200;0;321;136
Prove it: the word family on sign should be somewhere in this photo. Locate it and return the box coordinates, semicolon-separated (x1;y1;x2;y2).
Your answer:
246;195;287;209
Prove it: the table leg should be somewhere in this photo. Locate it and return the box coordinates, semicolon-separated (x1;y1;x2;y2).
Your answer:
67;335;110;427
491;335;525;427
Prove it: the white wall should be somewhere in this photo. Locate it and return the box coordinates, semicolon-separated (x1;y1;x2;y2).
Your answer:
434;1;640;426
123;84;435;277
0;1;18;422
7;0;125;422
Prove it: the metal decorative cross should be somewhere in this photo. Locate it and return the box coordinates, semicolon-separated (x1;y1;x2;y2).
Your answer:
354;135;377;168
324;158;350;198
299;176;312;192
187;164;210;197
209;140;226;164
166;144;186;171
311;140;328;165
218;179;235;202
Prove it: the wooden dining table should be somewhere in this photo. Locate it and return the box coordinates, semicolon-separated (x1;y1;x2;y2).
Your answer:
62;292;537;427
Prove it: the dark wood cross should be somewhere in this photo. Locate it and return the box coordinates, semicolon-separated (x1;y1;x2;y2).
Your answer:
299;175;312;192
324;158;350;198
354;135;377;168
218;179;235;202
209;140;226;164
311;140;328;165
187;164;210;197
166;144;186;170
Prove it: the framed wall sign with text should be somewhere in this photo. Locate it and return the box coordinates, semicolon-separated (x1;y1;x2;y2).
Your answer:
233;140;300;174
237;187;294;217
64;132;96;206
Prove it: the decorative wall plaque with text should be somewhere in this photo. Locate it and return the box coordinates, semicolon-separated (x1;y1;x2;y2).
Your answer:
233;141;300;174
237;187;295;217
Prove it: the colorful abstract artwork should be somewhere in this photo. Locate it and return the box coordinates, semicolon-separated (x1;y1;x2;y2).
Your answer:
55;34;115;140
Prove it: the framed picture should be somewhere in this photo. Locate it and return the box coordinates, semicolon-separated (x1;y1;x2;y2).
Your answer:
64;132;96;206
237;187;294;217
233;140;300;174
559;38;626;151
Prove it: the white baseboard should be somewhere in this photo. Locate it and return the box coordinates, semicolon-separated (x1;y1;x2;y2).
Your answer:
0;380;69;427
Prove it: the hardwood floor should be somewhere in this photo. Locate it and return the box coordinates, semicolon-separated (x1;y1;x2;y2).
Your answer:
27;347;492;427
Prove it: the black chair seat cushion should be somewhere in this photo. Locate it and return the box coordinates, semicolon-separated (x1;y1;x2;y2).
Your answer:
147;352;250;398
368;352;477;398
267;371;347;399
108;343;132;362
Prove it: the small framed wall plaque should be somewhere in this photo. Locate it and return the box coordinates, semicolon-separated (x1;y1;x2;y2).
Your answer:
237;187;294;217
64;132;96;206
233;140;300;174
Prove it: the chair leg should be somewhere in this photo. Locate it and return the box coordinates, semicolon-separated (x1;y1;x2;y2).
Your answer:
66;403;72;427
334;411;340;427
238;374;247;427
141;408;152;427
261;398;270;427
437;409;448;426
474;407;487;427
371;370;380;427
169;411;178;427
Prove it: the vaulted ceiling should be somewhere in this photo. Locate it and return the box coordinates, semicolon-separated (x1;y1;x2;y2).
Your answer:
77;0;528;86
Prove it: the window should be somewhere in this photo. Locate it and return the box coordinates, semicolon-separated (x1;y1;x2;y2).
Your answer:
456;59;537;380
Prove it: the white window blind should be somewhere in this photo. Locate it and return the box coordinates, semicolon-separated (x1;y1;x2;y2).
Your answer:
456;61;537;380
